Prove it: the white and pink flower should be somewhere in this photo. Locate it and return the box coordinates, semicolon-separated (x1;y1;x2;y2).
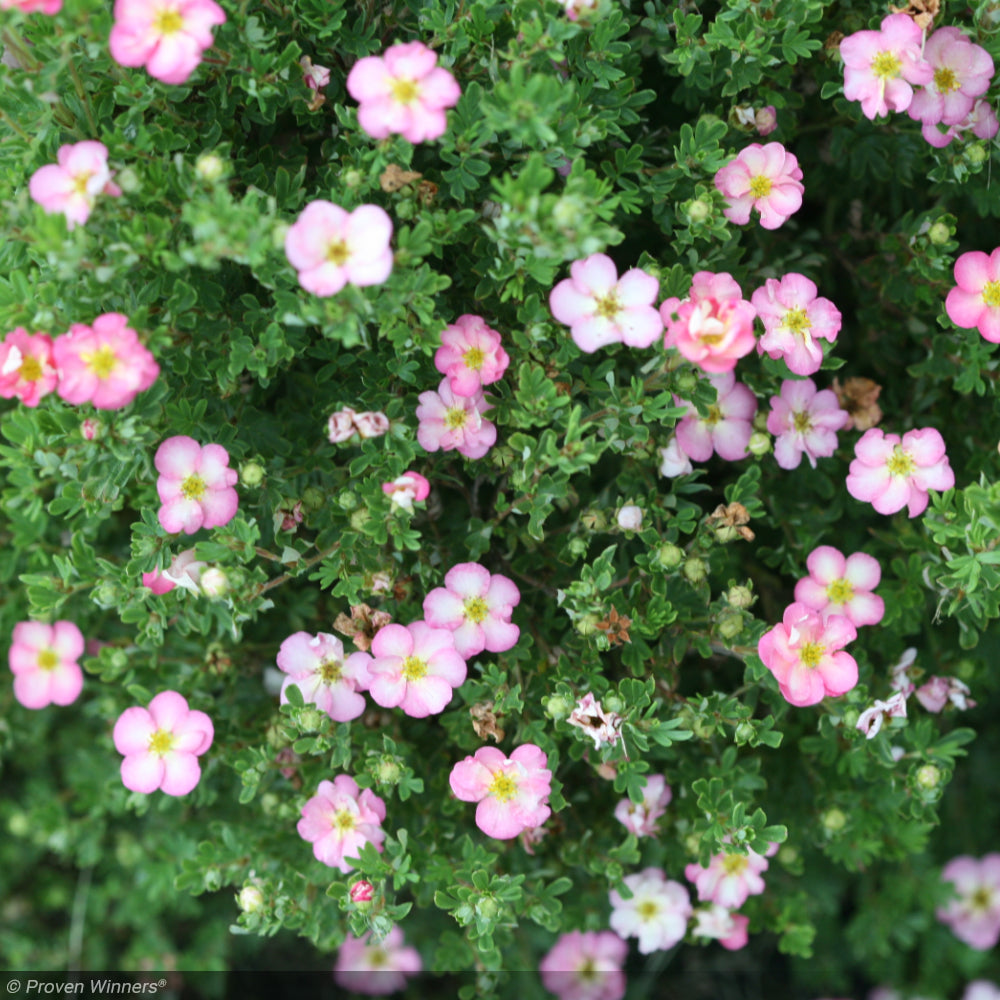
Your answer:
297;776;386;872
856;691;908;739
347;41;460;144
113;690;214;795
692;904;750;951
685;849;769;909
356;621;466;718
751;273;841;376
539;930;627;1000
793;546;885;628
566;692;624;751
449;744;552;840
946;248;1000;343
614;774;672;838
915;675;976;713
415;378;497;459
334;926;422;995
0;329;57;407
658;437;694;477
29;141;121;230
550;254;663;353
276;631;372;723
382;471;431;510
907;27;994;128
923;98;999;148
609;868;692;954
713;142;804;230
767;378;849;470
846;427;955;518
673;371;757;463
758;602;858;707
422;562;520;659
8;621;84;710
434;315;510;397
109;0;226;85
285;201;393;297
154;435;239;535
141;548;205;595
938;855;1000;950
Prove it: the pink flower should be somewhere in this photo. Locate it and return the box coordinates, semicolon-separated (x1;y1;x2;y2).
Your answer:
839;13;933;120
758;602;858;707
937;855;1000;950
326;407;389;443
614;774;672;838
692;905;750;950
434;315;510;397
0;329;57;407
964;982;1000;1000
674;371;757;462
422;562;520;658
297;776;386;871
658;437;693;477
154;435;239;535
609;868;692;954
9;621;84;710
356;621;467;717
767;379;849;470
846;427;955;518
349;880;375;904
52;313;159;410
109;0;226;85
856;691;908;739
382;471;431;510
946;248;1000;343
28;141;121;230
415;378;497;459
755;106;777;136
539;930;627;1000
141;548;205;594
685;849;769;909
0;0;62;12
661;271;757;373
334;926;422;995
355;411;390;438
793;546;885;628
567;692;624;751
113;690;214;795
889;648;918;696
751;273;842;376
300;55;331;92
713;143;804;230
346;41;460;143
561;0;599;21
277;631;372;723
449;744;552;839
285;201;393;297
80;418;99;440
907;27;994;127
549;254;663;353
923;98;999;147
915;675;976;712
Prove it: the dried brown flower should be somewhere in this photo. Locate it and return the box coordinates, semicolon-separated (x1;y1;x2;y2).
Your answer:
470;701;505;743
380;164;422;193
707;502;755;542
889;0;939;32
595;607;632;645
332;603;393;652
832;376;883;431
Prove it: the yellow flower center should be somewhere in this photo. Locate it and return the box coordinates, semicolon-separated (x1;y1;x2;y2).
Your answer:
464;596;489;624
402;655;427;681
886;446;916;477
463;346;485;370
390;78;420;104
488;772;517;802
595;292;621;320
444;407;467;430
971;887;995;910
83;345;118;380
799;641;825;668
72;171;94;197
637;900;660;919
827;578;855;605
784;307;812;335
181;473;207;501
721;853;749;875
319;658;342;684
326;240;350;265
332;807;356;833
148;729;175;756
982;280;1000;308
934;67;959;94
749;174;772;199
871;50;902;81
792;411;812;433
37;649;59;671
578;958;597;980
704;404;723;427
19;354;45;382
368;948;387;968
154;8;184;34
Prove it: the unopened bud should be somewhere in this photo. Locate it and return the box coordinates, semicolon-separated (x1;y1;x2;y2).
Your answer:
657;542;684;569
544;694;573;721
350;508;372;531
616;505;643;532
349;880;375;905
576;612;600;636
200;567;230;598
196;153;226;182
237;886;265;914
297;708;324;732
686;198;711;223
734;720;755;744
271;222;290;249
115;167;140;193
928;221;950;245
302;486;324;511
343;169;364;189
240;461;265;487
716;612;743;640
475;895;500;921
374;757;402;786
726;584;754;609
81;418;101;441
915;764;942;790
683;557;708;584
748;431;771;456
674;371;698;396
965;142;988;165
821;807;847;833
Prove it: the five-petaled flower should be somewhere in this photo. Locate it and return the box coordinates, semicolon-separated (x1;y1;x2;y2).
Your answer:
29;141;121;230
415;377;497;459
285;201;394;297
767;378;849;471
276;631;372;723
347;41;461;143
382;471;431;510
109;0;227;85
608;867;692;954
846;427;955;518
946;248;1000;343
297;775;387;872
333;926;423;995
758;602;858;707
539;930;628;1000
673;371;758;462
685;848;770;909
794;545;885;628
449;744;552;840
434;315;510;397
422;562;520;659
937;855;1000;950
155;435;239;535
692;905;750;951
113;690;214;795
0;329;58;408
907;27;994;128
9;620;85;710
713;142;804;230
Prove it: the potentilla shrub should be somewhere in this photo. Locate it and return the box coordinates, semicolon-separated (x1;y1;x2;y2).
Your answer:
3;0;1000;997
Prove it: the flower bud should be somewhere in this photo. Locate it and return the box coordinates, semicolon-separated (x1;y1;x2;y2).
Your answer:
115;167;140;193
475;895;500;921
343;169;364;189
200;567;230;598
338;490;361;511
373;757;402;786
965;142;988;166
754;105;777;136
683;557;708;584
575;612;600;636
747;431;771;456
302;486;324;512
237;886;265;914
726;584;754;609
686;198;712;223
297;708;324;732
543;694;574;721
915;764;942;791
656;542;684;569
928;221;951;245
820;807;847;834
196;153;227;182
350;508;372;531
683;832;701;857
349;880;375;905
716;612;743;640
616;505;643;532
674;370;699;395
80;418;101;441
240;461;265;487
568;537;588;558
271;222;290;249
734;720;755;744
603;694;624;714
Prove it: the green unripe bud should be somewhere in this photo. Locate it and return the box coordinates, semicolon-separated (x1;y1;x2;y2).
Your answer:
686;198;711;223
544;694;573;721
928;221;950;245
92;581;119;609
568;537;588;558
603;694;624;714
395;201;416;220
297;708;324;732
691;716;715;739
734;720;755;744
339;490;360;511
673;371;698;396
350;508;372;531
265;722;288;749
204;868;222;892
657;542;684;569
302;486;324;512
916;764;942;790
683;832;701;857
778;845;799;866
956;658;975;681
475;896;500;921
821;807;847;833
7;812;30;838
716;612;743;640
683;557;708;584
726;584;754;609
965;142;988;165
240;461;265;487
237;886;265;914
840;707;859;730
271;221;290;249
373;757;402;786
260;793;280;815
115;167;140;193
576;613;600;636
747;431;772;456
196;153;227;182
343;169;364;189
